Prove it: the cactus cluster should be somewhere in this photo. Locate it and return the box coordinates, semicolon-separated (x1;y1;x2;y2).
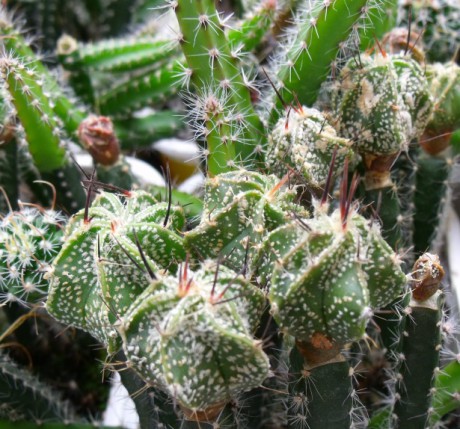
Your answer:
0;1;459;428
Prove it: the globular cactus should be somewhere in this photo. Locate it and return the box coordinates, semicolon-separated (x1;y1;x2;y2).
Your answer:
331;53;433;174
267;106;354;188
262;200;407;346
0;206;65;306
46;190;186;351
117;260;269;421
184;169;305;271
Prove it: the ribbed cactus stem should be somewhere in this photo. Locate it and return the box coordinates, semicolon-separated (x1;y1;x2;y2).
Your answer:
173;0;265;171
394;253;445;428
288;341;353;429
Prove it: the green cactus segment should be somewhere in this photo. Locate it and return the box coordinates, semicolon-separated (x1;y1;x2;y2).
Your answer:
96;156;137;191
0;16;87;139
287;346;352;429
368;406;393;429
430;360;460;425
425;62;460;139
394;290;444;428
413;154;450;254
271;0;369;122
59;36;178;73
332;54;433;157
0;207;64;305
174;0;265;168
184;170;300;271
98;62;181;117
267;107;353;187
359;0;398;51
227;0;276;53
0;350;78;422
46;191;186;349
119;262;268;412
266;206;406;344
114;111;184;149
0;56;66;172
363;185;402;251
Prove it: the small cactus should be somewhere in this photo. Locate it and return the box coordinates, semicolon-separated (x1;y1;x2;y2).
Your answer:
0;206;64;305
118;261;269;419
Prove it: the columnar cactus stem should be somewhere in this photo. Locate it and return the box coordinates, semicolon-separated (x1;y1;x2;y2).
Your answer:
288;342;353;429
270;0;369;124
173;0;265;172
394;253;445;428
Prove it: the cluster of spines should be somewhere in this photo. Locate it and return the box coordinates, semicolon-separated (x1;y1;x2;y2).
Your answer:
0;205;65;306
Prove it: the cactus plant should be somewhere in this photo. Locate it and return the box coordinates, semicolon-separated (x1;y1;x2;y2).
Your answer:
0;1;459;428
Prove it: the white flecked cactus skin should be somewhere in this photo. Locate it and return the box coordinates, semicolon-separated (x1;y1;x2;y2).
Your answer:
267;107;354;188
263;201;407;344
331;53;433;156
117;261;269;413
46;190;186;351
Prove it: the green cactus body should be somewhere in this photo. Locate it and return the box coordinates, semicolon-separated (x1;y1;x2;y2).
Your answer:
0;207;64;305
227;0;276;54
0;350;78;423
184;170;302;271
98;62;181;117
267;106;354;188
287;345;353;429
46;191;186;350
332;53;433;158
118;261;269;416
394;253;445;428
0;55;86;211
265;203;406;344
0;13;87;138
173;0;265;170
58;36;178;74
270;0;369;123
424;62;460;151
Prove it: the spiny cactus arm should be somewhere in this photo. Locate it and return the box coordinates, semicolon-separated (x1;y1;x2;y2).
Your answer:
98;62;181;117
0;56;66;172
227;0;276;54
394;253;445;428
114;111;184;149
429;360;460;425
58;36;179;73
0;350;79;423
95;156;137;190
287;343;353;429
173;0;265;170
270;0;369;123
0;16;88;137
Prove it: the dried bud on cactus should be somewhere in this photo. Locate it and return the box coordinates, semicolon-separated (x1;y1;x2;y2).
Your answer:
78;116;120;166
410;252;444;301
